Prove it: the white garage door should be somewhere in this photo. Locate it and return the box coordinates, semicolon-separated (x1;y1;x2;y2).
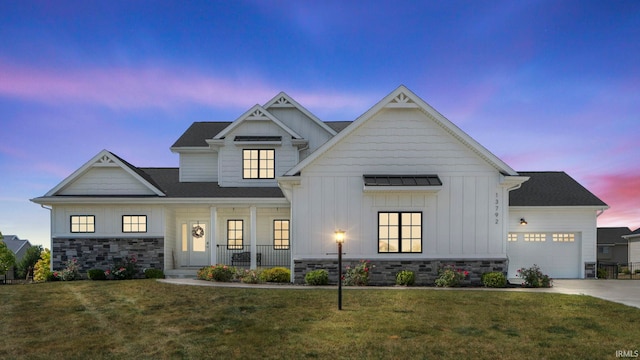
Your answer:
507;232;581;280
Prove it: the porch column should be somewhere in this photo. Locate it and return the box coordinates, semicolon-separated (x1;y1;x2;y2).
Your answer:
210;207;217;265
250;206;257;269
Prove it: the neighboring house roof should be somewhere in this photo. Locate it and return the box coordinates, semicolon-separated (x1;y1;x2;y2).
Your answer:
510;171;608;207
623;228;640;240
2;235;31;260
598;227;632;245
140;168;284;198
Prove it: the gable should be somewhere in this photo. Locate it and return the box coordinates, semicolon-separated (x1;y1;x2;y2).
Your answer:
45;150;164;197
213;105;304;141
285;85;517;176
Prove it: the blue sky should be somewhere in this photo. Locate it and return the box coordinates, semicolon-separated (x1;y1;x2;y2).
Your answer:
1;0;639;248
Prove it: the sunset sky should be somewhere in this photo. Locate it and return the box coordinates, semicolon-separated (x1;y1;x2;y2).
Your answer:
1;1;639;248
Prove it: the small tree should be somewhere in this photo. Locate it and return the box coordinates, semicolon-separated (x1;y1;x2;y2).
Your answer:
17;245;43;279
0;241;16;281
33;249;52;282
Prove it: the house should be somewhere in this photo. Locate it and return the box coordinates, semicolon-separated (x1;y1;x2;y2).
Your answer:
597;227;631;266
31;85;608;284
623;228;640;267
1;235;32;280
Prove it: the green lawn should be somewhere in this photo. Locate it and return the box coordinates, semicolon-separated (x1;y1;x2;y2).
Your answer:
1;280;638;359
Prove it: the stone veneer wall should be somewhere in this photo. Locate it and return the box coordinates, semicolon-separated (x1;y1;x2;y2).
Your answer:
294;258;508;286
52;238;164;278
584;262;596;279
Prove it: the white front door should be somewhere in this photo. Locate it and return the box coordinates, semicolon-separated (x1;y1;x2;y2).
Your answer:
186;221;210;267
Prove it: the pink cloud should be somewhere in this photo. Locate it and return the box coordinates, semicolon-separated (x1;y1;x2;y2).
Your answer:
588;172;640;230
0;61;370;115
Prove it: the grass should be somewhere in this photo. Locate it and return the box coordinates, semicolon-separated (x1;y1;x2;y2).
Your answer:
1;280;639;359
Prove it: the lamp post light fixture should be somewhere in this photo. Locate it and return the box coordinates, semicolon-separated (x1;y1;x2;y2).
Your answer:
335;229;345;310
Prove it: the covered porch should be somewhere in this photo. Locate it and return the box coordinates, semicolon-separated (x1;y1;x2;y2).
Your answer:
164;201;292;275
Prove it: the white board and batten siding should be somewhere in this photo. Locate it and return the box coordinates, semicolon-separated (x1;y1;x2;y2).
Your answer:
629;239;640;264
291;108;507;260
217;121;300;187
179;152;218;182
58;167;157;196
51;205;165;238
508;208;598;278
267;107;334;160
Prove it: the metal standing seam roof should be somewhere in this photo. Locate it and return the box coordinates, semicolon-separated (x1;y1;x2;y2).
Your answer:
510;171;607;207
363;175;442;186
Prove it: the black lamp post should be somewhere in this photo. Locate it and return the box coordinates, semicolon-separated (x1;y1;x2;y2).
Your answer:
335;229;345;310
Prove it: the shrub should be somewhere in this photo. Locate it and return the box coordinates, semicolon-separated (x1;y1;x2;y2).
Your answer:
305;269;329;285
395;270;415;286
634;269;640;275
260;267;291;283
239;269;262;284
144;268;165;279
60;258;80;281
110;256;139;280
621;267;631;275
197;264;235;282
597;268;608;279
33;248;52;282
343;260;372;286
481;272;507;288
87;269;107;280
435;265;468;287
517;264;552;288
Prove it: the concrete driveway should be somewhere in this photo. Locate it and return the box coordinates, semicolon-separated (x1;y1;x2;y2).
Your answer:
546;280;640;309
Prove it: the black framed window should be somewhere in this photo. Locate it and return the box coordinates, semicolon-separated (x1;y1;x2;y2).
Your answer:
122;215;147;233
227;220;244;250
243;149;275;179
70;215;95;233
378;212;422;253
273;220;290;250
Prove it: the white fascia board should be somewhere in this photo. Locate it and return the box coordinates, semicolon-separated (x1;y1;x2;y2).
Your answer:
214;104;305;140
362;185;443;193
509;205;610;211
263;92;338;136
170;146;213;154
43;149;165;197
285;85;519;176
31;196;289;207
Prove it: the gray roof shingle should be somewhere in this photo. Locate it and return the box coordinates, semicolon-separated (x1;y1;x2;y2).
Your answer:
597;227;632;245
140;168;284;198
510;171;607;207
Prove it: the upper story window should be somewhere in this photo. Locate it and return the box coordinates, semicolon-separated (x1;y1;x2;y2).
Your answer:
243;149;275;179
122;215;147;233
378;212;422;253
71;215;95;233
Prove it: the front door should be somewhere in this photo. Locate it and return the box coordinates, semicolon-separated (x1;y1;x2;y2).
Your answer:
183;221;210;267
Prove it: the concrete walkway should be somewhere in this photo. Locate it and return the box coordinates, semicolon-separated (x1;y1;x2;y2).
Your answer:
158;278;640;309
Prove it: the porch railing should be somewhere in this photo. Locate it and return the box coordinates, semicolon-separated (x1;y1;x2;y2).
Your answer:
216;245;291;268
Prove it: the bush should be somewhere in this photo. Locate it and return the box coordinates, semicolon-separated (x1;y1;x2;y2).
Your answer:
197;264;235;282
87;269;107;280
597;268;608;279
239;269;262;284
144;268;165;279
634;269;640;275
109;256;139;280
517;264;552;288
33;249;52;282
60;258;80;281
481;272;507;288
305;269;329;285
435;265;468;287
395;270;415;286
260;267;291;283
17;245;42;279
343;260;372;286
621;267;631;275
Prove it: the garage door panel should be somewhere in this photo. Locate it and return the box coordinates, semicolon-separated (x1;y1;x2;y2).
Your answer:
507;232;581;279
